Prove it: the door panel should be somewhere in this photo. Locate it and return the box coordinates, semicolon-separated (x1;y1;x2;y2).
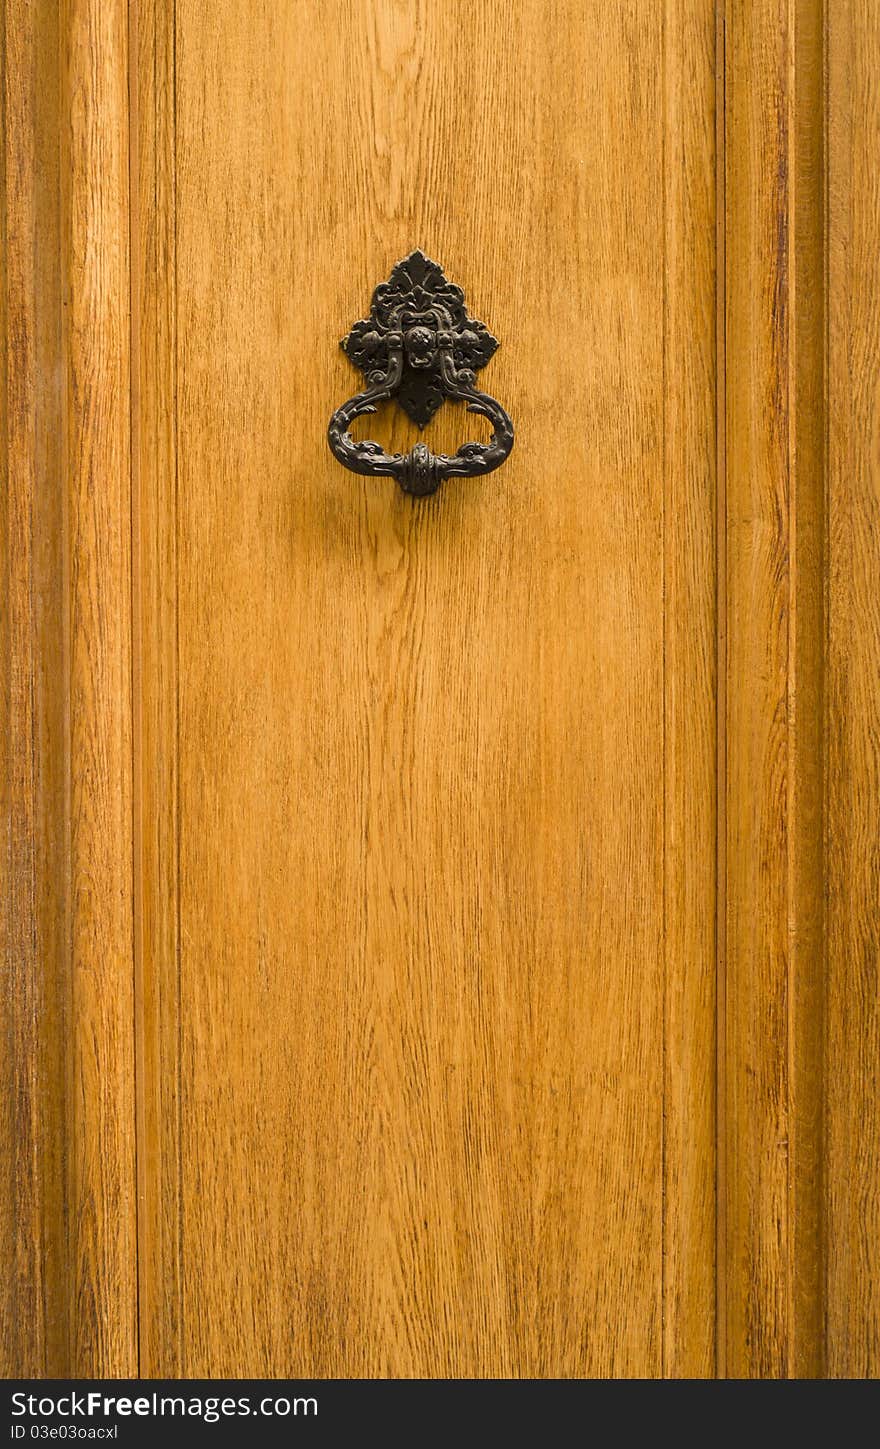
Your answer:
134;0;717;1377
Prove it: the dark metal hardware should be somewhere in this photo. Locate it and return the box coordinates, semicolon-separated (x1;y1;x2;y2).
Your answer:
327;250;514;497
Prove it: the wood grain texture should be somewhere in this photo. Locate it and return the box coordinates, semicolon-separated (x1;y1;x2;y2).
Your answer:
0;0;68;1378
134;0;183;1379
663;0;718;1379
721;0;826;1378
64;0;138;1376
1;0;138;1376
135;0;718;1377
825;0;880;1379
785;0;827;1380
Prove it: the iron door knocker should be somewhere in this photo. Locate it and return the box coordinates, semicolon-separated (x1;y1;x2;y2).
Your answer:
327;250;514;498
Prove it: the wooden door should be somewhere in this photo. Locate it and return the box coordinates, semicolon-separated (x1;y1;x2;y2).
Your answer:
2;0;879;1380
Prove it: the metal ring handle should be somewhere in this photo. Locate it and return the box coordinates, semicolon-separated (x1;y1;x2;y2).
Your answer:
327;251;514;498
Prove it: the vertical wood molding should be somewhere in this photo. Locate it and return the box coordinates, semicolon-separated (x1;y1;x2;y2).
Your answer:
825;0;880;1379
64;0;137;1377
722;0;826;1377
1;0;137;1375
1;0;69;1378
785;0;826;1379
661;0;718;1379
134;0;182;1379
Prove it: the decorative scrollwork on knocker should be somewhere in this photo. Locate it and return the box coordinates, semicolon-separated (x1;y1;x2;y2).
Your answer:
327;250;514;498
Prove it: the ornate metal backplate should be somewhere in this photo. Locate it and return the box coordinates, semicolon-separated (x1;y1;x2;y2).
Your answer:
327;250;514;497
